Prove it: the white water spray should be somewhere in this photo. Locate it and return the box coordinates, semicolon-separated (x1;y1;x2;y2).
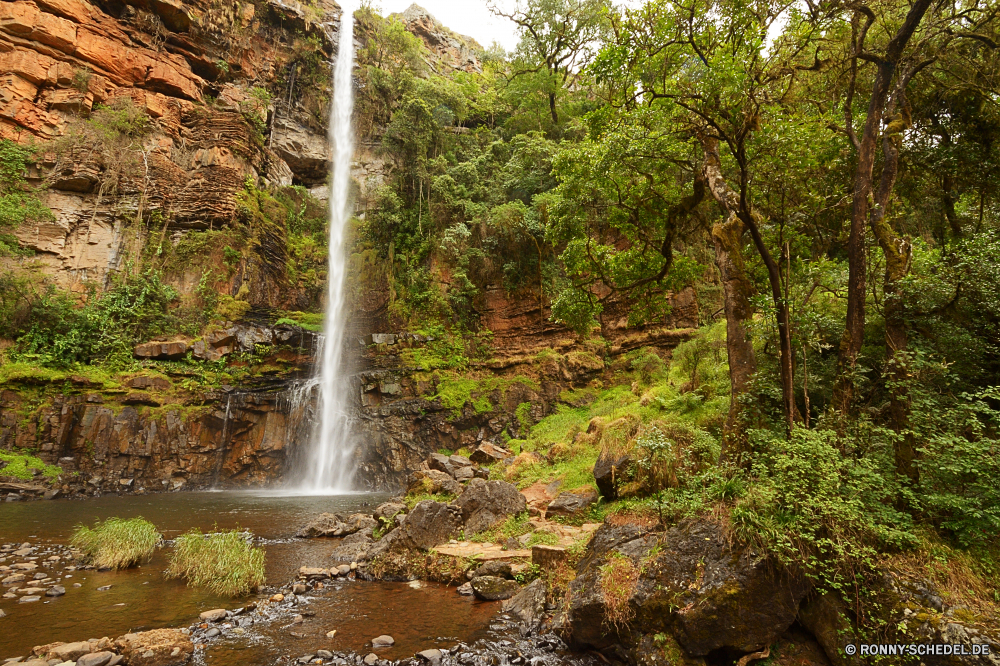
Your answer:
299;5;357;493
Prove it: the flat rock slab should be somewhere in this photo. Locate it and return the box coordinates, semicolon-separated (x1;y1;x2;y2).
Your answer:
372;635;395;647
199;608;227;622
434;541;531;560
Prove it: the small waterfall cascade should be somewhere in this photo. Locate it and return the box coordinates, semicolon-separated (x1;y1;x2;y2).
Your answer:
297;4;357;493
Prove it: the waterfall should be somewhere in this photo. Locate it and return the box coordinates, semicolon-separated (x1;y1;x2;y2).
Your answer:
297;5;357;493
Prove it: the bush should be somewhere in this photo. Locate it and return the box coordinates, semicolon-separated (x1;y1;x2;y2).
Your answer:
166;528;266;597
0;451;61;481
71;517;161;569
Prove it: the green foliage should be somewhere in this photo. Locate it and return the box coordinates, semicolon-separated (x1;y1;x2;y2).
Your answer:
468;511;532;542
166;528;266;597
0;450;61;480
0;140;52;243
71;517;161;569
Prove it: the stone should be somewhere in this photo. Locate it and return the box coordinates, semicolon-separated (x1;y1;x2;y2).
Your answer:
0;608;4;617
449;454;473;468
336;564;351;576
326;630;337;638
469;443;511;465
133;341;189;361
76;652;114;666
3;573;26;584
114;628;194;666
292;583;307;594
406;469;462;496
593;451;631;500
469;561;513;580
416;649;442;665
205;628;220;638
396;501;462;550
364;655;378;665
531;545;567;570
456;582;474;596
371;635;395;647
19;594;41;602
373;502;406;522
45;642;93;661
127;376;171;391
798;593;860;666
298;513;377;538
12;562;37;570
299;567;328;579
199;608;227;622
546;489;598;517
451;479;527;535
427;453;455;476
453;466;474;481
471;576;519;601
502;578;547;631
316;650;333;659
329;532;375;564
45;585;65;597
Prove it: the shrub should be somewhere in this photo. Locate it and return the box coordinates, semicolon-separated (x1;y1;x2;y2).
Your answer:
166;528;266;597
71;517;161;569
0;451;61;480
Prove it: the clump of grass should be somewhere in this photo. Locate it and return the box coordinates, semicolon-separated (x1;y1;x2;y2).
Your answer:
599;551;641;630
71;517;161;569
468;511;531;543
166;528;265;597
0;450;61;480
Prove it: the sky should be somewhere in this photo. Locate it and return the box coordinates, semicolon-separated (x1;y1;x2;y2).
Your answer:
373;0;521;51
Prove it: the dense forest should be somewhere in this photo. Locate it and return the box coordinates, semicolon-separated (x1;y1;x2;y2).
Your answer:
1;0;999;650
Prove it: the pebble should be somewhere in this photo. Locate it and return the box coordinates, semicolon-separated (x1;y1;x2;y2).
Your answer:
326;630;337;639
46;586;66;597
292;614;304;625
316;651;333;659
199;609;228;622
372;635;395;648
32;573;46;580
270;593;284;602
417;649;442;665
205;628;220;638
19;595;41;603
292;584;307;594
73;583;82;588
0;608;5;618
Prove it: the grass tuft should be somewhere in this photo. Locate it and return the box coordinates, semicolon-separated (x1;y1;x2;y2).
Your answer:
71;517;160;569
599;551;641;630
166;528;266;597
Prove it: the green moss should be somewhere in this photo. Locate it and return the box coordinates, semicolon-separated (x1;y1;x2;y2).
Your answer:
276;311;324;332
432;373;540;418
0;450;61;480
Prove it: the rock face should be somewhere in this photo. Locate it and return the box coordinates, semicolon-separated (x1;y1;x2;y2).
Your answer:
451;479;526;535
565;520;811;658
502;578;547;632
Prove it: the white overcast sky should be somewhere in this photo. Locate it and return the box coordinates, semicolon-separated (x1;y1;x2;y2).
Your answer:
372;0;521;51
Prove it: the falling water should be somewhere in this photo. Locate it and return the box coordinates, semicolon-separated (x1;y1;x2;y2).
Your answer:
298;5;357;493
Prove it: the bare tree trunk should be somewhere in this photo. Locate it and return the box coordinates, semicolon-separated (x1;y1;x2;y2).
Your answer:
548;92;558;126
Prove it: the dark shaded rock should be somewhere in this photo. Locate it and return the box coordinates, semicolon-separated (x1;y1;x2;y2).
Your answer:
565;519;812;658
546;489;598;516
397;501;462;550
373;502;407;522
407;469;463;496
502;578;546;632
45;585;65;597
593;450;631;500
469;560;513;580
799;593;860;666
471;575;519;601
470;443;511;465
451;478;526;535
456;582;474;595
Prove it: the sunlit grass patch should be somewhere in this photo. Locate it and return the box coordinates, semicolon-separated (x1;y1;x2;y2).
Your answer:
0;450;61;481
71;517;161;569
166;528;265;597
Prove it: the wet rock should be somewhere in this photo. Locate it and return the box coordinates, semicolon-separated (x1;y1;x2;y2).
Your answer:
205;628;220;638
456;582;474;596
45;585;65;597
452;479;527;535
330;532;375;564
19;595;41;602
3;573;26;584
0;608;5;617
270;593;285;602
114;628;194;666
502;578;547;632
469;561;513;580
336;564;352;576
396;501;462;550
292;584;307;594
471;576;519;601
297;513;377;538
45;641;94;661
546;489;598;517
407;470;462;496
299;567;328;579
593;451;631;500
417;649;442;665
372;635;395;647
77;652;115;666
469;443;511;465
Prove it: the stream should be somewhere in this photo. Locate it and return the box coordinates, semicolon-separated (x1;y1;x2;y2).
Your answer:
0;492;505;662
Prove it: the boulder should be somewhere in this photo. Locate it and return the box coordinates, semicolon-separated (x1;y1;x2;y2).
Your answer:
471;575;519;601
298;513;377;538
114;628;194;666
45;585;65;596
546;489;598;516
396;501;462;550
45;641;94;661
451;479;526;535
593;450;631;500
502;578;547;632
371;635;395;647
469;443;511;465
453;466;474;481
416;649;442;665
199;608;227;622
565;520;811;657
330;532;376;564
798;593;860;666
427;453;455;476
449;454;473;468
469;560;513;580
373;502;406;522
407;469;462;496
